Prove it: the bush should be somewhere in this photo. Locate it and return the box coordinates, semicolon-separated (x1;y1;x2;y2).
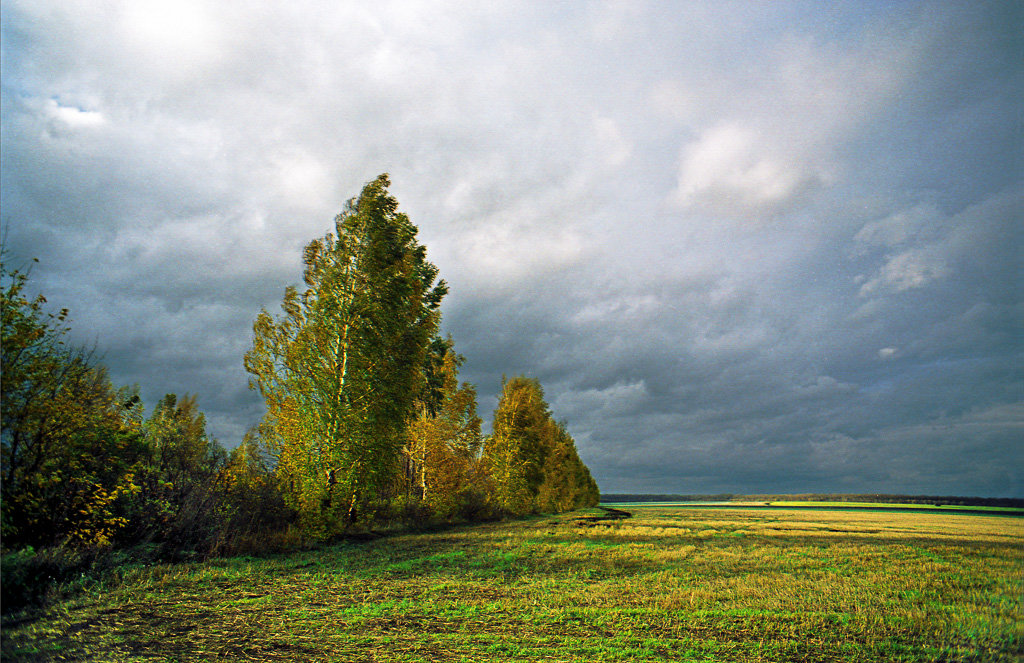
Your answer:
391;495;435;528
1;546;96;615
453;488;499;523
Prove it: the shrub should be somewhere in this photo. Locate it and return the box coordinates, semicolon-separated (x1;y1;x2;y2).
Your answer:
1;546;96;615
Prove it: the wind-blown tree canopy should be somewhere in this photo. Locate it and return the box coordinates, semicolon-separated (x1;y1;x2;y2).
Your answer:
244;174;447;537
536;419;600;513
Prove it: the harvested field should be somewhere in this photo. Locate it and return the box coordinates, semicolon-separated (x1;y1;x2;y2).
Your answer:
4;506;1022;661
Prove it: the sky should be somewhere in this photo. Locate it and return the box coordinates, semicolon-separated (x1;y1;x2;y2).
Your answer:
2;1;1021;497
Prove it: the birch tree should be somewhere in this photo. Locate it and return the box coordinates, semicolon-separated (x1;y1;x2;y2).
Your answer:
406;339;482;516
244;174;446;537
482;377;551;515
536;420;600;512
483;376;600;515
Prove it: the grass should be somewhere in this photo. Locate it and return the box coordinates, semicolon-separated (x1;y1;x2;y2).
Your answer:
3;506;1022;661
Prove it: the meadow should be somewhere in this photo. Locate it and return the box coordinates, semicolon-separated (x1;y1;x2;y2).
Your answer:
3;506;1021;662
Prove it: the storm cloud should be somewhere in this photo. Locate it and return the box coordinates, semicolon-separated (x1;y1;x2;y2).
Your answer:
2;1;1020;496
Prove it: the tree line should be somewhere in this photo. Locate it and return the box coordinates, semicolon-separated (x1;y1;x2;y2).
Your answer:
1;174;599;564
602;494;1024;508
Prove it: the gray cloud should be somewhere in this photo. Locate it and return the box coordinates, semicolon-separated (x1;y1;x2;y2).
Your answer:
2;0;1020;496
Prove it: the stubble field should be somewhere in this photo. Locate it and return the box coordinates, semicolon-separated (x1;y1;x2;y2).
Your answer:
3;506;1022;662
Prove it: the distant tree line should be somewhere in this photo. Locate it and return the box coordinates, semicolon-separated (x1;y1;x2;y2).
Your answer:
601;494;739;503
1;175;598;579
745;493;1024;508
603;494;1024;508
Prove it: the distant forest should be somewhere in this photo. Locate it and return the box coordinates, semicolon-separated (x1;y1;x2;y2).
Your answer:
602;494;1024;508
1;174;598;566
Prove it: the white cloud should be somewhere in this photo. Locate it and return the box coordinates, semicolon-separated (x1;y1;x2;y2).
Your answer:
878;347;898;360
853;201;943;252
855;186;1020;302
270;150;335;212
454;221;585;291
670;123;808;214
120;0;223;75
648;80;697;123
554;380;650;420
44;99;105;129
586;0;645;42
593;116;631;168
662;9;942;222
858;248;949;297
571;293;660;326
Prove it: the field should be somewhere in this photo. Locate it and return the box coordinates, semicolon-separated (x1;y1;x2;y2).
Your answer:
3;506;1022;662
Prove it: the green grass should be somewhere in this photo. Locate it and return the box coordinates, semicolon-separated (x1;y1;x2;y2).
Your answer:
3;507;1022;661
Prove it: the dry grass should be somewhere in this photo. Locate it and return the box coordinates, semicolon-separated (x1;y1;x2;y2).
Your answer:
3;507;1022;661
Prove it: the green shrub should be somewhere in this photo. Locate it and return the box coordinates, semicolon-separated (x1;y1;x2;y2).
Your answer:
1;546;94;615
454;487;499;523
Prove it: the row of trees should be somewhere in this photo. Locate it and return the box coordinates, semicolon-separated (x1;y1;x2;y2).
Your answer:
487;377;600;515
1;174;598;555
243;174;598;540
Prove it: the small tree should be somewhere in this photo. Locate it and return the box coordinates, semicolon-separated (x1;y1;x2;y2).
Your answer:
407;338;483;517
536;420;600;512
119;394;227;553
483;376;599;516
483;377;551;515
217;426;293;554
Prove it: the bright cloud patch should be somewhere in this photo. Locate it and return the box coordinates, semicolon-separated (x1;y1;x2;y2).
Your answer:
120;0;223;74
45;99;105;129
456;222;585;291
671;123;806;213
859;249;949;297
854;202;943;252
593;116;631;168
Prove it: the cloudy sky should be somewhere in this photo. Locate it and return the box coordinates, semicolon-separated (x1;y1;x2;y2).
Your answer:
2;1;1021;497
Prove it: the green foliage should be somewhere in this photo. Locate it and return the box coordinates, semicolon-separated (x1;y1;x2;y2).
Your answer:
1;259;146;548
0;546;91;615
216;428;296;555
406;337;484;519
484;377;599;515
244;174;447;539
536;420;600;512
0;258;252;559
117;394;228;555
483;377;550;514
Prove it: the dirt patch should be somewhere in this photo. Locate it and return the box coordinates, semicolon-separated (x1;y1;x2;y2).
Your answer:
575;507;632;527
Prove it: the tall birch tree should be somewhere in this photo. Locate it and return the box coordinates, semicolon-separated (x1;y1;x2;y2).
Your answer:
244;174;446;537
